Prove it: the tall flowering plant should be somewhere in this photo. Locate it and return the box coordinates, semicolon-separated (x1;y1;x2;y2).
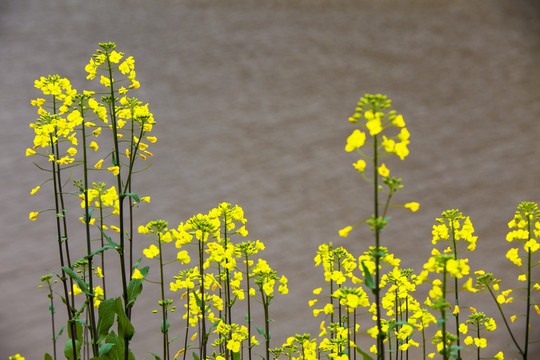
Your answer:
20;43;539;360
27;42;154;360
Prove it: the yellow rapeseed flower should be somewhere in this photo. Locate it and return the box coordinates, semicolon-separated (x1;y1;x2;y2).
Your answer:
29;211;39;221
339;226;353;237
378;163;390;177
405;202;419;212
132;268;144;279
107;166;119;176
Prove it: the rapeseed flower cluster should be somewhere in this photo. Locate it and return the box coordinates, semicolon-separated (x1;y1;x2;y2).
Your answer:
139;203;289;360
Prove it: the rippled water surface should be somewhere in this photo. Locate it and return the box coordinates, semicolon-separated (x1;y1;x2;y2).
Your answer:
1;0;539;358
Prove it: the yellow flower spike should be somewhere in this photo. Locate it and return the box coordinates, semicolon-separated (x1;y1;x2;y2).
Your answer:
339;226;353;238
29;211;39;221
96;267;104;278
378;163;390;177
30;186;40;195
404;202;419;212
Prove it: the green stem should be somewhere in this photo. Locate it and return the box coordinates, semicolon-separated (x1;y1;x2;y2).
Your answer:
476;324;480;360
373;133;384;360
48;283;57;360
49;132;78;360
450;223;461;360
80;100;99;357
198;234;207;360
245;254;253;360
524;217;532;360
485;284;523;355
263;293;270;360
442;266;448;360
182;288;190;360
158;235;169;360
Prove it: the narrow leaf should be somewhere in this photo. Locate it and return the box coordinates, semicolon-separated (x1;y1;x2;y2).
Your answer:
355;346;375;360
124;192;140;203
361;261;375;291
255;325;265;336
62;266;91;296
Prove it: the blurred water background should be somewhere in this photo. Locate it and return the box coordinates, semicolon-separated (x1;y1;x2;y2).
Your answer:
1;0;539;358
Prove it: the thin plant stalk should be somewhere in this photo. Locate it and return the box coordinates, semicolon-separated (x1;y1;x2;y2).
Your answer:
79;97;99;357
49;131;78;360
372;133;384;360
449;221;461;360
244;253;253;360
157;233;170;360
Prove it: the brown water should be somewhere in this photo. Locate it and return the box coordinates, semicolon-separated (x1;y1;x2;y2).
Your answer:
1;0;540;358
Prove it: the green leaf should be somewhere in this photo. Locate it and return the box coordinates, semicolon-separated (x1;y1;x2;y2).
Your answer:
62;266;91;296
232;351;241;360
149;352;162;360
132;257;143;272
192;352;199;360
124;192;140;203
127;266;149;308
54;325;66;341
161;319;170;333
64;338;81;360
437;317;447;328
85;245;116;260
361;261;375;291
97;298;117;343
115;297;135;341
255;325;265;336
99;343;116;357
355;346;375;360
98;226;120;249
44;353;53;360
168;336;179;344
245;312;251;322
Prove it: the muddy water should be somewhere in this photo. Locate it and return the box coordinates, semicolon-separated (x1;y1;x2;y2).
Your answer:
1;0;539;358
